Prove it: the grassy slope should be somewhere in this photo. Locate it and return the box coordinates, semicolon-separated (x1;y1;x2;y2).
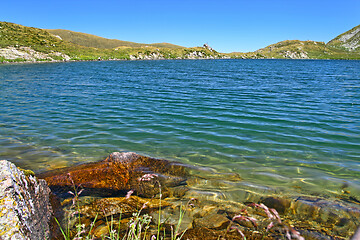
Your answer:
46;29;184;49
0;21;73;53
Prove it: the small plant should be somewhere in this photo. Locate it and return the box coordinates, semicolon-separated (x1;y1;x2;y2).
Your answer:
55;173;97;240
125;212;152;240
170;200;193;240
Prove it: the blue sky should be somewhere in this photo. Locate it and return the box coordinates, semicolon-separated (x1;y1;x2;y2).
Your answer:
2;0;360;53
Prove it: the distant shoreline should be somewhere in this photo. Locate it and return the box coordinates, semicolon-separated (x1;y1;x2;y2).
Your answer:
2;57;360;65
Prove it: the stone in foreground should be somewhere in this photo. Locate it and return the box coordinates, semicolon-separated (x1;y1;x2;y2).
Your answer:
0;160;53;240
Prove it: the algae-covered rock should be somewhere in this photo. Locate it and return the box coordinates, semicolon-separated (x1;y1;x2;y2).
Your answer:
17;167;35;177
0;160;53;240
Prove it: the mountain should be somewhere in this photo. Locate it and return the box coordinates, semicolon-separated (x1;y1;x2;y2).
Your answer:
327;25;360;52
229;25;360;60
45;29;183;49
0;21;223;62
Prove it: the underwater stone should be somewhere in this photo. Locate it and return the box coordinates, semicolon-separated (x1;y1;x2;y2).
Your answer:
76;195;171;219
37;152;188;198
194;212;230;229
261;196;291;214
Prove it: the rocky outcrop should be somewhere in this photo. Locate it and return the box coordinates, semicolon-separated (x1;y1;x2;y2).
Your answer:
129;52;165;60
0;160;54;240
0;46;71;62
282;50;309;59
203;43;215;52
327;25;360;51
334;26;360;51
185;50;214;59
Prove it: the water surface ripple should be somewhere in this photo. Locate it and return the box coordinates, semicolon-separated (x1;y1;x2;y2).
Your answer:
0;59;359;199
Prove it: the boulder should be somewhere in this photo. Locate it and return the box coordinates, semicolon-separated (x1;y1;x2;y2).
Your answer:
0;160;53;240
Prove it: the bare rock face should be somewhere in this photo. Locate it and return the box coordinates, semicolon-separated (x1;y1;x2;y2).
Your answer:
0;160;53;240
0;46;71;62
338;27;360;51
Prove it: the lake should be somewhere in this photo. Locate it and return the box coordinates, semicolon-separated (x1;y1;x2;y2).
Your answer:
0;59;359;203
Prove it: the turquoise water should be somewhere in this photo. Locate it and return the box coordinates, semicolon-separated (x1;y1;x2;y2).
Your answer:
0;59;359;199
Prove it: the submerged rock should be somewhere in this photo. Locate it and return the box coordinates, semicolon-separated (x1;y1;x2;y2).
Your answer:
261;196;291;215
0;160;54;240
194;212;230;229
75;195;171;219
38;152;188;198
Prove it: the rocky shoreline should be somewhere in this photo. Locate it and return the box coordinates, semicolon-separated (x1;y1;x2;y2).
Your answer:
1;152;360;239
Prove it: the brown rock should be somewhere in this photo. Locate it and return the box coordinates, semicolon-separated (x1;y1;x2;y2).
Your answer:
37;152;188;198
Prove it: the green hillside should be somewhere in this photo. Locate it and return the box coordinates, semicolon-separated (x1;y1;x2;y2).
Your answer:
229;39;360;60
250;39;359;59
46;29;184;49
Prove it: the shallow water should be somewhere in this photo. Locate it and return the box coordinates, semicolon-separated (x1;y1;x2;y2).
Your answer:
0;59;359;201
